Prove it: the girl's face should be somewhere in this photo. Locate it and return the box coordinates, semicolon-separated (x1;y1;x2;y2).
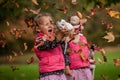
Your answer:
38;16;54;35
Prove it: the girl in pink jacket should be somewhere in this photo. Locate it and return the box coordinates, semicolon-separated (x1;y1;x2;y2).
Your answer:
33;13;67;80
65;14;93;80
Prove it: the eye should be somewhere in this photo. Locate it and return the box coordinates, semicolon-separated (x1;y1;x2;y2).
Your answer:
50;20;54;24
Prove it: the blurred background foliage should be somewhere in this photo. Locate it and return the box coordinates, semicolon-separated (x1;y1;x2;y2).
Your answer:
0;0;120;55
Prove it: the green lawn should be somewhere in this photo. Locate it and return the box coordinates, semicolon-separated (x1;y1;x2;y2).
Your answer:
94;48;120;80
0;47;120;80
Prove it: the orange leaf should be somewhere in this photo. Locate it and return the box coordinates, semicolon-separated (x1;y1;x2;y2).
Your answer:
10;65;19;71
32;0;39;5
103;31;115;42
24;43;28;51
26;56;34;64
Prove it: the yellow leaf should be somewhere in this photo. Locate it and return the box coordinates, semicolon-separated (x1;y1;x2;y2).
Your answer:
32;0;39;5
103;31;115;42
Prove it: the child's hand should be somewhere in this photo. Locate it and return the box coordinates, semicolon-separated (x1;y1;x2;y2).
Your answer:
65;66;72;76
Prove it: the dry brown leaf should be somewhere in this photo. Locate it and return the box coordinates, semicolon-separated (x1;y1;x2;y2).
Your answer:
19;51;24;56
77;11;82;19
24;43;28;51
0;40;6;48
32;0;39;5
7;55;15;63
101;20;106;25
26;56;34;64
14;2;19;8
100;74;107;80
12;51;19;57
10;65;19;71
57;7;68;14
97;58;104;64
29;8;41;14
6;21;10;26
113;58;120;67
103;31;115;42
71;0;77;5
107;9;120;19
107;23;113;29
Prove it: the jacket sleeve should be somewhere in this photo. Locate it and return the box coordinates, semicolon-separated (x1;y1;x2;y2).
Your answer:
61;42;70;66
36;37;61;50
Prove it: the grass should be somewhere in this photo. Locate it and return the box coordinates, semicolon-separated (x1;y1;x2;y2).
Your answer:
0;47;120;80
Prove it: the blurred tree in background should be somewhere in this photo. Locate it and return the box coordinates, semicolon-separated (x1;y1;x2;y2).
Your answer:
0;0;120;55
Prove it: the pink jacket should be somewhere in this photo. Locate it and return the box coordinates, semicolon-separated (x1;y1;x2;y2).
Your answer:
34;33;65;73
68;34;90;69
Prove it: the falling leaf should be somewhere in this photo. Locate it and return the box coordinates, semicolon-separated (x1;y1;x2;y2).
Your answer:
7;55;15;63
101;20;106;25
10;65;19;71
29;8;41;14
97;58;104;64
106;8;120;19
0;32;5;38
100;48;107;62
57;6;68;14
103;31;115;42
71;0;77;5
77;11;82;19
24;43;28;51
100;74;107;80
86;16;93;20
43;3;49;9
26;56;34;64
22;8;29;12
25;17;34;28
90;9;96;16
19;51;24;56
107;23;113;29
113;58;120;67
32;0;39;5
12;51;18;57
6;21;10;26
0;40;6;48
14;2;19;8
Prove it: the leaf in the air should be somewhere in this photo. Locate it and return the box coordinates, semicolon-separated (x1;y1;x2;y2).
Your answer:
0;40;6;48
57;6;68;14
106;8;120;19
7;55;15;63
12;51;19;57
26;56;34;64
43;3;49;9
71;0;77;5
14;2;19;8
90;9;96;16
10;65;19;71
101;20;106;25
6;21;10;26
97;58;104;64
29;8;41;14
107;23;113;29
103;31;115;42
77;11;82;19
100;74;107;80
24;43;28;51
113;58;120;67
32;0;39;5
